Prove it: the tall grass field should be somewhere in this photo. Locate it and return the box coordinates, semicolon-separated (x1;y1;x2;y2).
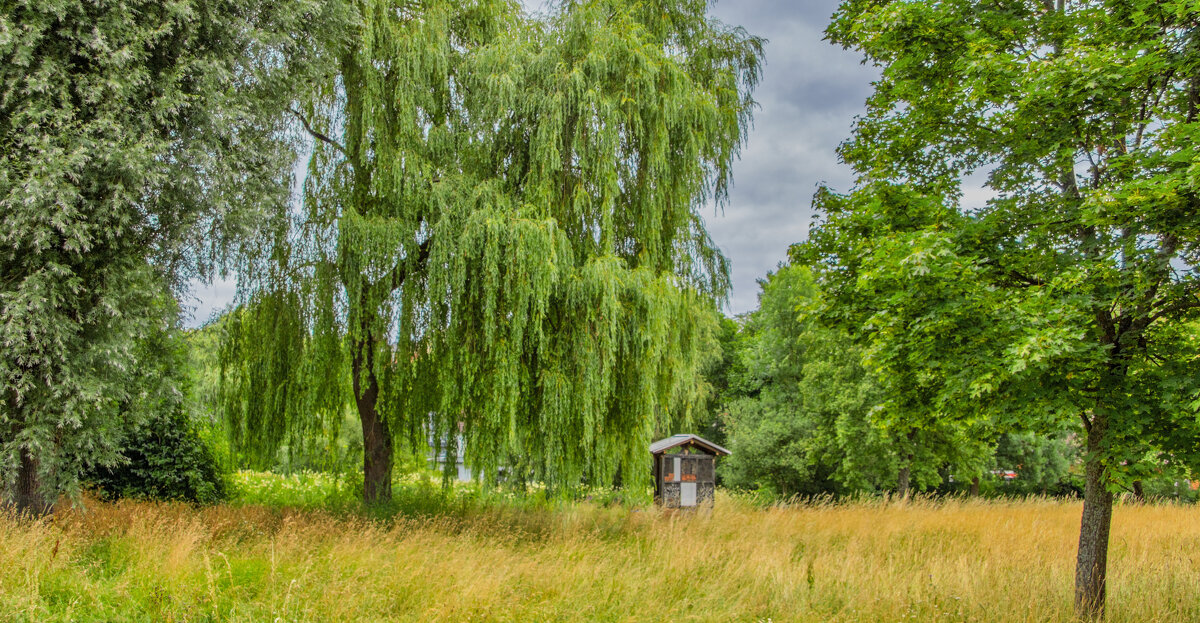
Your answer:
2;475;1197;622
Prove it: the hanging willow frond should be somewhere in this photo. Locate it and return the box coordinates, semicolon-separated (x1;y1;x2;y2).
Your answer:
221;0;762;493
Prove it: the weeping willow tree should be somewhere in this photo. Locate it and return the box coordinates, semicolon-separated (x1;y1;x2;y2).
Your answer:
220;0;763;503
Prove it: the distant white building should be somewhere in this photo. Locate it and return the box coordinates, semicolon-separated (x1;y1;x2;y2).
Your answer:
428;421;472;481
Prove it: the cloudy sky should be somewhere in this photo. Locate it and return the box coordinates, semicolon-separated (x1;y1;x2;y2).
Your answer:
705;0;876;314
184;0;877;325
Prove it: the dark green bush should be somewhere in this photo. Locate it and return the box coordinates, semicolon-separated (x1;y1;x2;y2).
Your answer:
85;407;227;504
83;322;227;504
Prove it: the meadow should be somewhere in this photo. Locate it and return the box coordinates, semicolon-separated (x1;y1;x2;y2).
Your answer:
2;474;1198;623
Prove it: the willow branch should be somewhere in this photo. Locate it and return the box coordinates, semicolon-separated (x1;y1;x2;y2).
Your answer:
289;108;347;157
385;237;434;292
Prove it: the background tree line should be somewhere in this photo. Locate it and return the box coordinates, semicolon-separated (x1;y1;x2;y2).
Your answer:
707;264;1199;503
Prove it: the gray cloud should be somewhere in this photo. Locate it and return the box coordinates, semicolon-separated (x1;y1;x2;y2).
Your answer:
717;0;846;25
184;278;237;328
708;0;876;314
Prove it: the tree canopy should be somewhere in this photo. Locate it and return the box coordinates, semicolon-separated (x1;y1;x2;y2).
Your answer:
219;0;764;502
0;0;307;512
714;264;1052;499
718;265;893;496
797;0;1200;617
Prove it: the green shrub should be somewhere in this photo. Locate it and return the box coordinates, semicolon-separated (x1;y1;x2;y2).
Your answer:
84;407;227;504
80;320;228;504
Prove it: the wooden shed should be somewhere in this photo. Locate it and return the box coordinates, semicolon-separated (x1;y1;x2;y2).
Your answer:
651;434;730;508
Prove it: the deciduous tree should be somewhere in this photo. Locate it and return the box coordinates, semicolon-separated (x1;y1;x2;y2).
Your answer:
219;0;764;503
0;0;310;513
800;1;1200;617
719;264;989;497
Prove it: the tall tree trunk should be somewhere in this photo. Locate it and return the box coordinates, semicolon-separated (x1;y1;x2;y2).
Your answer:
11;448;51;517
896;465;911;498
353;338;393;505
1131;480;1145;504
1075;415;1112;621
342;46;394;505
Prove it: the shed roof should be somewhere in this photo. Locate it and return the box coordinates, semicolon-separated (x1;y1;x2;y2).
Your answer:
649;434;730;456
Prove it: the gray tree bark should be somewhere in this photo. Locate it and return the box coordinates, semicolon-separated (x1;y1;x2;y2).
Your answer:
896;465;911;498
1075;415;1112;621
9;448;51;517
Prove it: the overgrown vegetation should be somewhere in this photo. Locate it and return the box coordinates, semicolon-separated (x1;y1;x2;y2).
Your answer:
80;326;227;504
83;408;227;505
5;0;1200;620
4;492;1200;622
0;0;306;514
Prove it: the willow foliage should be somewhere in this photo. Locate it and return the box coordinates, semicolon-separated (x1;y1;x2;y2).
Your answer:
220;0;763;497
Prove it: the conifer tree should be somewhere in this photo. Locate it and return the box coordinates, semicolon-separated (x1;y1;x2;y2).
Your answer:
220;0;763;503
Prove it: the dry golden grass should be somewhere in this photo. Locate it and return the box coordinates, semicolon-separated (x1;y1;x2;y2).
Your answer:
2;494;1198;622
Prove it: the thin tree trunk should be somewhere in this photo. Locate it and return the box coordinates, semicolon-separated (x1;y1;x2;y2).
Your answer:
1075;415;1112;621
896;429;916;498
353;338;393;505
11;448;51;517
896;465;911;498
